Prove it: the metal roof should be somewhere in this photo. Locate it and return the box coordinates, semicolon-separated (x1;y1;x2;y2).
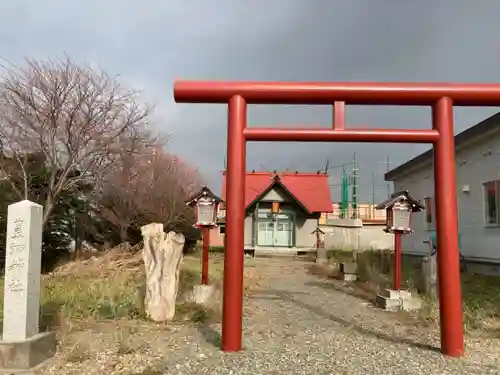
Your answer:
375;190;425;212
221;171;333;213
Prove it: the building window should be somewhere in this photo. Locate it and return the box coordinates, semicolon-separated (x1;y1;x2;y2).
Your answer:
484;180;500;226
424;196;435;230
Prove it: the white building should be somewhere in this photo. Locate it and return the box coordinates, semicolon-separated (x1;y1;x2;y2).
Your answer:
385;112;500;265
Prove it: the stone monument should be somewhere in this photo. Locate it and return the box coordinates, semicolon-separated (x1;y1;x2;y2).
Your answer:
0;200;56;371
141;223;185;322
420;254;438;296
192;284;217;305
315;246;328;265
339;261;358;281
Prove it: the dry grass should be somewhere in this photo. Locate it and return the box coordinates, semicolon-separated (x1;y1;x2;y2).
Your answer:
0;243;225;332
322;249;500;336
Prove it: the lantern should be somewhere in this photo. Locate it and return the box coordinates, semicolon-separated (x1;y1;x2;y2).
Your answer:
375;190;424;234
391;201;412;232
196;196;217;226
186;185;223;228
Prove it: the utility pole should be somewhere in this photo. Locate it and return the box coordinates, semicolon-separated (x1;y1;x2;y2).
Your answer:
385;155;391;198
351;152;358;219
372;171;376;206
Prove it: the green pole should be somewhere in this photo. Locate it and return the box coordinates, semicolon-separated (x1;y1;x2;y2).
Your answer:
341;167;349;219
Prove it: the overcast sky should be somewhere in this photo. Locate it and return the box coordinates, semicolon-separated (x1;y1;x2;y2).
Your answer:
1;1;500;203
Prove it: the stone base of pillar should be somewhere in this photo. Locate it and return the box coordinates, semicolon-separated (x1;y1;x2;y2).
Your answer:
0;331;56;371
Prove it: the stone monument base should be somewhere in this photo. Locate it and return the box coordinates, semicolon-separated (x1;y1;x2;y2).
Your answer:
0;331;56;372
315;247;328;264
193;284;216;305
339;261;358;281
342;273;357;281
376;289;422;312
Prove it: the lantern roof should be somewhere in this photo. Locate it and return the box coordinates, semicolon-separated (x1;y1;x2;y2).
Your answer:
375;190;425;212
185;185;223;207
310;227;325;235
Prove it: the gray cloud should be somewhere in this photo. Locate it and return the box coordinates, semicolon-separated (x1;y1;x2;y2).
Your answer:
1;0;500;203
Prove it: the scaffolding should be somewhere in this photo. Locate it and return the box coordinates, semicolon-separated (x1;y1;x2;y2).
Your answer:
328;153;392;220
326;152;359;219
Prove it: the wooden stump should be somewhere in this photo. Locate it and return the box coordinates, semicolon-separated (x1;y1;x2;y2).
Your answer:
141;223;185;322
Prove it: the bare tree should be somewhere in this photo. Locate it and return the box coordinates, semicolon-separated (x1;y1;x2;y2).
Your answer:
141;148;203;230
98;151;147;242
0;57;156;225
98;146;202;242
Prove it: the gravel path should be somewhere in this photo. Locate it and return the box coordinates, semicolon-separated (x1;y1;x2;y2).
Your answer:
39;258;500;375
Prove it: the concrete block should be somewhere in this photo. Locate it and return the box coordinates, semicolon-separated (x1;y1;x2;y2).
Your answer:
0;331;56;371
380;289;399;299
399;290;412;300
376;289;421;312
375;294;401;311
380;289;411;300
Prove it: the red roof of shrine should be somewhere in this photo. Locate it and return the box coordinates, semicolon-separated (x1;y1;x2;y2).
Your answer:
221;171;332;214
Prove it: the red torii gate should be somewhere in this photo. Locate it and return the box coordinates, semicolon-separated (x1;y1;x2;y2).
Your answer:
174;81;500;358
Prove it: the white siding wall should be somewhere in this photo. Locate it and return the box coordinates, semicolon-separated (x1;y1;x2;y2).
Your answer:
321;222;394;250
393;131;500;262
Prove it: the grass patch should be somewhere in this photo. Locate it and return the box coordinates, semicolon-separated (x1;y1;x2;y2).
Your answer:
326;248;359;263
325;249;422;290
458;273;500;332
175;301;219;323
323;248;500;334
0;249;224;331
209;246;225;253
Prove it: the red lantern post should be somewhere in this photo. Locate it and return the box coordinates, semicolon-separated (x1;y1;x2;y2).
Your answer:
393;231;402;290
376;191;424;291
185;186;223;286
201;227;210;285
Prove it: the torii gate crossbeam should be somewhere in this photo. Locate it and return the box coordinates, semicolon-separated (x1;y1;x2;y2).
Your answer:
173;81;500;358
